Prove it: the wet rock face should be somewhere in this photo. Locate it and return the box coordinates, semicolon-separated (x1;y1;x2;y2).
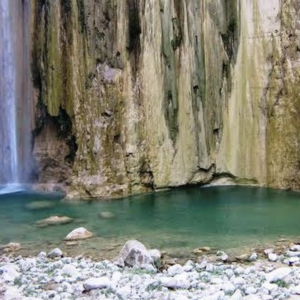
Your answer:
30;0;300;199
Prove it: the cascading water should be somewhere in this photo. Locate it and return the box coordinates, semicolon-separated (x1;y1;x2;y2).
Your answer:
0;0;32;193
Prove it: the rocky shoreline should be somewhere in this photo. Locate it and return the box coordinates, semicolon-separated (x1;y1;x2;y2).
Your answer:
2;239;300;300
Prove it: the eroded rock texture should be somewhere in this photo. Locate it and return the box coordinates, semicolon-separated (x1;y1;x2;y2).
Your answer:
30;0;300;199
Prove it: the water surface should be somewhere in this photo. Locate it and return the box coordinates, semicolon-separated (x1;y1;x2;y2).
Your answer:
0;186;299;258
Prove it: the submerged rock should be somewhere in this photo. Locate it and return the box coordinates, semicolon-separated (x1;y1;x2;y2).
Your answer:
36;216;73;227
193;246;211;255
64;227;93;241
235;254;249;262
99;211;115;219
0;243;21;253
26;201;55;210
114;240;153;268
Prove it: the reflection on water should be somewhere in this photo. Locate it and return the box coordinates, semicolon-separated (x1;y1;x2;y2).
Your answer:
0;186;300;258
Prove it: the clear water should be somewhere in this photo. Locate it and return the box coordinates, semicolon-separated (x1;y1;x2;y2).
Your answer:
0;186;300;259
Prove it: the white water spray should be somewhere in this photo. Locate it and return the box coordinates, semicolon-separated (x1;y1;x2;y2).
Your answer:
0;0;32;193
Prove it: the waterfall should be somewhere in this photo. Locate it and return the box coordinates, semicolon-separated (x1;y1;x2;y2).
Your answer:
0;0;32;191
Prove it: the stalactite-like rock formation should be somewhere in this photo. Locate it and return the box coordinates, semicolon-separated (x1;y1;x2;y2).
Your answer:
30;0;300;199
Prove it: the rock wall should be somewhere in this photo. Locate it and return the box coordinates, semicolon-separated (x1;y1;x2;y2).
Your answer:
30;0;300;199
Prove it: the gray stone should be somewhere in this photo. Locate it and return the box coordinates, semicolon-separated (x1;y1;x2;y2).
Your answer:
83;277;111;291
114;240;153;267
48;248;63;258
148;249;161;262
290;244;300;252
245;287;257;295
61;265;79;278
38;251;47;259
264;249;274;255
111;271;122;285
216;251;226;256
205;263;214;272
19;258;36;272
289;257;300;264
225;268;235;278
234;267;245;275
265;267;291;282
249;253;258;261
223;282;236;294
183;262;194;272
262;282;278;292
230;289;243;300
0;265;20;282
245;267;256;275
167;264;184;276
232;277;246;286
64;227;93;241
286;251;300;257
160;276;190;289
292;285;300;295
268;253;278;262
221;253;229;261
116;286;131;299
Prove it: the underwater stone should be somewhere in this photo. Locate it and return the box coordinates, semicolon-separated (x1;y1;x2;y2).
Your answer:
98;212;115;219
1;242;21;253
36;216;73;227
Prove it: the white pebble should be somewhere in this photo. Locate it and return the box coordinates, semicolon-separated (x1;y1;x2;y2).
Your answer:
249;253;258;261
167;264;184;276
83;277;111;291
265;267;291;282
290;244;300;252
61;265;79;278
268;253;278;262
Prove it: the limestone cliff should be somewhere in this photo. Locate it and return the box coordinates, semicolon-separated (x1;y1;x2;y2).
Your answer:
30;0;300;199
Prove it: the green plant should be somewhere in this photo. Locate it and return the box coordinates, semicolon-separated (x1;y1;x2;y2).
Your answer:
274;279;289;288
13;277;22;287
146;282;161;292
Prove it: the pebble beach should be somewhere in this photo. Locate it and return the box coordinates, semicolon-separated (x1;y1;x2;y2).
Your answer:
2;239;300;300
